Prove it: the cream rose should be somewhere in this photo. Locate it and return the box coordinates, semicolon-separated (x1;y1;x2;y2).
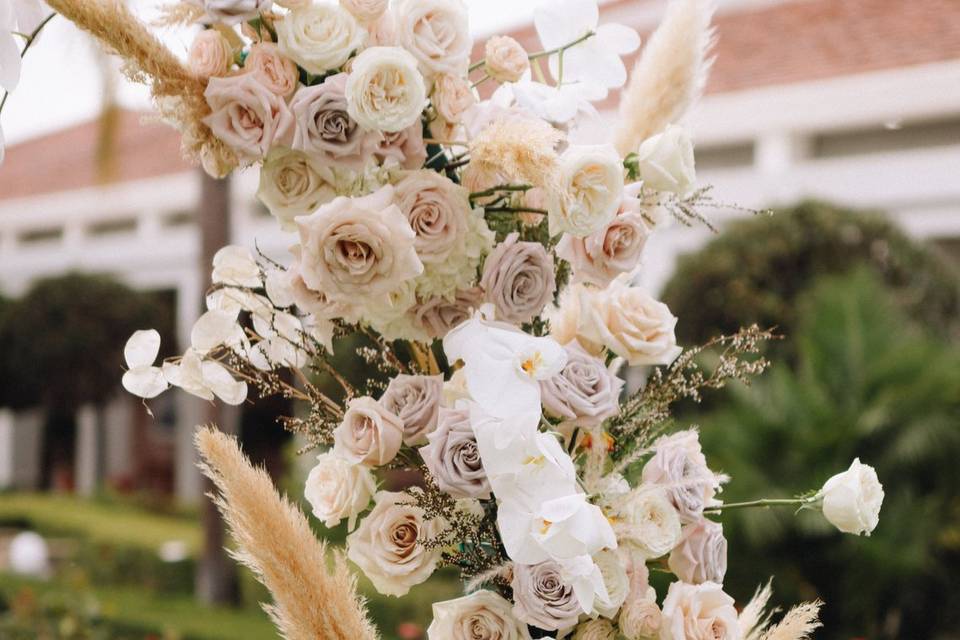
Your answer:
290;73;374;169
365;10;398;46
372;121;428;169
394;170;471;264
540;340;624;427
411;288;484;340
203;73;293;163
395;0;471;78
511;560;582;632
428;590;532;640
619;589;661;640
592;550;629;619
203;0;271;24
613;486;682;559
819;458;884;535
556;183;650;287
641;430;722;524
635;124;696;196
432;73;476;123
346;46;427;132
188;30;233;78
304;451;376;529
380;374;443;445
340;0;388;22
572;619;616;640
484;35;529;83
577;277;683;366
659;581;739;640
481;232;556;325
257;148;337;230
276;3;365;75
549;145;624;238
332;396;404;466
294;185;423;301
244;42;299;98
668;519;727;585
420;407;491;499
347;490;445;596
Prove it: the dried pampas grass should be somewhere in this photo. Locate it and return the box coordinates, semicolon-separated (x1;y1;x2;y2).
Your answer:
613;0;716;155
195;426;378;640
44;0;236;174
468;117;563;193
740;581;823;640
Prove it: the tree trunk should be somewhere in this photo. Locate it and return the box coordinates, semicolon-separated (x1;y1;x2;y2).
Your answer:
195;170;241;606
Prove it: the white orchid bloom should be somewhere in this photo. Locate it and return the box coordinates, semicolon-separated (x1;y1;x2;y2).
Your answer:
534;0;640;99
492;77;600;126
162;348;248;405
1;3;22;94
443;312;567;419
558;554;611;615
211;245;262;287
121;330;168;399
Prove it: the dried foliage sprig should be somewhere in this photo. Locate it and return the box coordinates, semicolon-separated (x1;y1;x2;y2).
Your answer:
195;426;378;640
614;0;716;155
468;117;563;194
609;325;778;472
740;581;823;640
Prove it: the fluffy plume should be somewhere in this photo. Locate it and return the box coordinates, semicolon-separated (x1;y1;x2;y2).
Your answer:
468;117;563;193
44;0;236;174
613;0;716;155
154;2;207;27
740;581;822;640
195;426;378;640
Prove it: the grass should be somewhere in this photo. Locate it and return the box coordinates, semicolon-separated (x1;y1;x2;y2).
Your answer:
0;493;200;554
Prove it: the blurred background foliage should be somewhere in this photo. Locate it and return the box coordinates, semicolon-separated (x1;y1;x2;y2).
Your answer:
663;204;960;639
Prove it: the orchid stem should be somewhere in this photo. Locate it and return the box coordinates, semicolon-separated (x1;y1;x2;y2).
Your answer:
0;12;56;115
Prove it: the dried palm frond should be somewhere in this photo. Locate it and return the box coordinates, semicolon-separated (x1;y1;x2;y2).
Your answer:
195;426;378;640
740;580;823;640
44;0;236;174
614;0;716;155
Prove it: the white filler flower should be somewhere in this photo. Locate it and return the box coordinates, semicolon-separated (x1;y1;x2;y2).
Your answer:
820;458;884;536
121;330;168;399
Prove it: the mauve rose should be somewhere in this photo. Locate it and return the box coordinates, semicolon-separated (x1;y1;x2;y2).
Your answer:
203;0;271;24
411;288;484;340
420;407;491;498
294;185;423;301
540;340;624;427
659;581;738;640
333;396;404;466
481;232;556;325
372;121;427;169
556;184;650;287
244;42;299;98
204;73;293;163
512;560;582;632
380;374;443;445
287;256;359;324
484;35;529;83
394;170;470;264
188;30;233;78
668;518;728;585
290;73;374;169
641;430;722;523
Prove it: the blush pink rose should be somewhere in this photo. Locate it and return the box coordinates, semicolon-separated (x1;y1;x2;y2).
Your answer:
244;42;299;98
203;73;293;163
333;396;404;466
188;30;233;78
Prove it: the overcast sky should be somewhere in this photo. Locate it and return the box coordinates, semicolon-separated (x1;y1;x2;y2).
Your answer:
2;0;542;145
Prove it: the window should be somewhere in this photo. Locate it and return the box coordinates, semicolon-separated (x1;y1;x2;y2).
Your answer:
811;118;960;159
694;142;755;170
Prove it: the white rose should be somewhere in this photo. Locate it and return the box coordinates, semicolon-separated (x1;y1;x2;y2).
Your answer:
304;451;376;530
578;277;683;366
340;0;388;23
549;145;624;238
659;581;738;640
572;618;616;640
428;590;532;640
820;458;884;535
613;486;682;559
635;125;696;196
345;46;427;132
347;490;445;596
395;0;471;78
257;148;338;231
592;549;629;619
276;4;365;75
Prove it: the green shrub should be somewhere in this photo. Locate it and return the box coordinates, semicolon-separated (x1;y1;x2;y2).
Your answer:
694;269;960;638
661;201;960;355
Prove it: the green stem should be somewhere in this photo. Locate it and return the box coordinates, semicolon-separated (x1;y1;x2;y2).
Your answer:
484;206;548;215
470;184;533;199
567;427;581;456
528;31;595;62
704;496;819;513
0;12;56;115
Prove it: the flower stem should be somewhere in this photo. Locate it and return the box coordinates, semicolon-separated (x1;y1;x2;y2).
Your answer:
484;206;548;215
0;12;56;115
704;496;819;513
470;184;533;199
528;31;596;62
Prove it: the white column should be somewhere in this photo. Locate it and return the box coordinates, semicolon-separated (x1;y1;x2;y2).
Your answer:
0;409;14;488
174;274;205;504
754;130;810;203
75;405;100;496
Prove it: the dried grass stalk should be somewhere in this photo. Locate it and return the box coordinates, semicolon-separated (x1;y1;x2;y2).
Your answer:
155;1;207;27
195;426;378;640
468;117;563;193
740;580;822;640
44;0;236;174
613;0;716;155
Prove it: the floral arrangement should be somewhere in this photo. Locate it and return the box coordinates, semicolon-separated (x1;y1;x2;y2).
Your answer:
3;0;884;638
